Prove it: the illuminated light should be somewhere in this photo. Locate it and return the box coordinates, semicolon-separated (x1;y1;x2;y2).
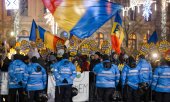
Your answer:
122;9;125;17
155;3;157;11
5;0;19;10
8;48;16;59
148;30;150;35
11;32;14;36
132;7;135;11
137;6;140;13
126;10;129;16
3;98;5;102
152;53;158;58
143;0;152;21
161;0;167;40
123;0;156;18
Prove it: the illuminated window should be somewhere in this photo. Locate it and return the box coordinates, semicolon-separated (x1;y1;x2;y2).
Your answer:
128;33;136;49
143;34;148;43
96;33;104;48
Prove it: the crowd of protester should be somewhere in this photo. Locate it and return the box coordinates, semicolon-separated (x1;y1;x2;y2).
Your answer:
0;44;170;102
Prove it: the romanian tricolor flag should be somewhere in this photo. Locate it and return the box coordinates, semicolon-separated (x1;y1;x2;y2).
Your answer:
111;12;124;54
38;26;65;50
29;19;40;41
42;0;122;39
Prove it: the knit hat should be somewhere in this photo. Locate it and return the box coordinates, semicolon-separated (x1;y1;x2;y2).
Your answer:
31;56;38;63
102;54;109;61
49;55;57;61
62;53;69;59
95;52;101;57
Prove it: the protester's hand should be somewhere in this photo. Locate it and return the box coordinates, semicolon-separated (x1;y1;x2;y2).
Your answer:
62;78;68;83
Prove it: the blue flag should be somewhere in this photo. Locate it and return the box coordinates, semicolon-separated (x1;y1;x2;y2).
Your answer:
70;1;122;39
38;26;46;41
148;31;158;44
29;19;38;41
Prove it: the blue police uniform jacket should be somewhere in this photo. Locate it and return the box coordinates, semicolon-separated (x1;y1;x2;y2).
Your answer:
93;60;120;88
8;60;27;88
23;63;47;91
53;59;77;86
152;65;170;93
50;63;56;73
137;59;152;85
121;65;140;90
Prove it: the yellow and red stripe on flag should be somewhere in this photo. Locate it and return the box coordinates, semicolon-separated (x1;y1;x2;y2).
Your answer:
111;12;124;54
38;26;65;50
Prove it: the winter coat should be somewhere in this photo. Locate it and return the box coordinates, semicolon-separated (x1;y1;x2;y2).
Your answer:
93;60;120;88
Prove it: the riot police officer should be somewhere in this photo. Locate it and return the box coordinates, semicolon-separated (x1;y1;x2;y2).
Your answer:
152;58;170;102
121;56;141;102
53;53;76;102
93;54;120;102
8;55;27;102
137;54;152;102
23;56;47;102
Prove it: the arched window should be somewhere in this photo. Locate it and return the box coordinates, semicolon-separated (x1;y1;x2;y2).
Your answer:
128;33;136;49
96;32;104;48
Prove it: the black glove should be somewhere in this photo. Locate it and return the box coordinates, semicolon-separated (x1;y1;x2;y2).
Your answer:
62;79;68;83
18;81;23;86
139;83;149;90
36;66;42;72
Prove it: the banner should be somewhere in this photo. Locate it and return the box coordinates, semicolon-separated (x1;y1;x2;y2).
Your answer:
47;72;89;102
72;72;89;102
0;72;9;95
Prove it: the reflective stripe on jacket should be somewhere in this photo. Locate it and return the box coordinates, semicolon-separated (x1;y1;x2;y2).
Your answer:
121;65;140;90
152;65;170;93
23;63;47;91
8;60;27;88
53;59;77;86
93;60;120;88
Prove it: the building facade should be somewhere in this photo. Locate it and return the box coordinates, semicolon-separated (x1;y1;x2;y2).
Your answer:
0;0;50;40
0;0;170;51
